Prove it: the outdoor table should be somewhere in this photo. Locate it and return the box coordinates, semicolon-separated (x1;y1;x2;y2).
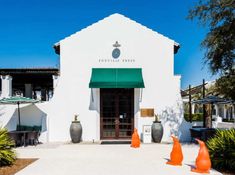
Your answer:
190;128;216;142
8;130;32;147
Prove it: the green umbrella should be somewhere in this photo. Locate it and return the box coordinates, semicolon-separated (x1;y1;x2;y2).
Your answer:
0;96;39;130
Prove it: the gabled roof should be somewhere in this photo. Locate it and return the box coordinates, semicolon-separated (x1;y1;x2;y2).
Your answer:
53;13;180;55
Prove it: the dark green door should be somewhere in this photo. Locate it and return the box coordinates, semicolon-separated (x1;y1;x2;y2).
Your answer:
100;88;134;139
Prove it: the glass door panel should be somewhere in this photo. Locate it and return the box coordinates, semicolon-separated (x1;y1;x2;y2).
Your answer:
118;89;134;138
100;92;116;138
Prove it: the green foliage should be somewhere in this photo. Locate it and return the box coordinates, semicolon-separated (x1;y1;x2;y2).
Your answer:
184;113;203;121
188;0;235;74
222;118;235;122
207;129;235;171
0;127;16;166
215;70;235;101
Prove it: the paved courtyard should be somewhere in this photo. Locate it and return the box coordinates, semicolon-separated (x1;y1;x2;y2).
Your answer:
15;143;222;175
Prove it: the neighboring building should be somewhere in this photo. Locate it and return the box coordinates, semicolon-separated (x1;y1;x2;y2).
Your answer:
0;68;59;101
181;80;235;121
1;14;192;143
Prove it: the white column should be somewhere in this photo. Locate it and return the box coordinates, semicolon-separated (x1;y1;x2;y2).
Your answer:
0;75;12;98
214;104;219;116
223;104;227;119
25;84;32;98
191;103;195;114
52;75;59;90
232;105;235;119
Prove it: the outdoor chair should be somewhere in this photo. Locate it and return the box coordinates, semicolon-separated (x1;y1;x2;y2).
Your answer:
26;131;40;146
14;125;41;146
33;125;42;132
17;125;34;131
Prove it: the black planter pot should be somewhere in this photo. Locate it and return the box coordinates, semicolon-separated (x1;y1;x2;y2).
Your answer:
151;121;163;143
70;121;82;143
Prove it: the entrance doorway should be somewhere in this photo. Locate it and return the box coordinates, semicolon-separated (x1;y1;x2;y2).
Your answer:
100;88;134;139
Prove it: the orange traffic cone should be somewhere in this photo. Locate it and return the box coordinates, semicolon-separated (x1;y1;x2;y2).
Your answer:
131;128;140;148
191;139;211;174
166;136;183;166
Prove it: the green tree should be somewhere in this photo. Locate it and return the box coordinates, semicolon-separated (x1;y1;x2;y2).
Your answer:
215;70;235;101
188;0;235;74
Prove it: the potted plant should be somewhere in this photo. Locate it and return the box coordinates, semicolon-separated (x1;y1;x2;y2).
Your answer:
151;114;163;143
70;114;82;143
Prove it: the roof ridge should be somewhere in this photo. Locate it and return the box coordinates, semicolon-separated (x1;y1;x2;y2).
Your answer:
56;13;179;45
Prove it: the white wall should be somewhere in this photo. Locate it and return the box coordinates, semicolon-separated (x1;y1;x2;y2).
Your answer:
43;14;183;142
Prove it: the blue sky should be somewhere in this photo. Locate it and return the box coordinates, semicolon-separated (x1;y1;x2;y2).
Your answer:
0;0;218;89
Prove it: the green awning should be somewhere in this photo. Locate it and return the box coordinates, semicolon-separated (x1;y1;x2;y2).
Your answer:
89;68;145;88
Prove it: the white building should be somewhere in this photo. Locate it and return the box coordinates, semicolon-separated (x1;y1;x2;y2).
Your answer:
1;14;191;143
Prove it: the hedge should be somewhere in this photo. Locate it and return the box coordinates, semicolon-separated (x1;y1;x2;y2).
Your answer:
207;129;235;171
184;113;203;122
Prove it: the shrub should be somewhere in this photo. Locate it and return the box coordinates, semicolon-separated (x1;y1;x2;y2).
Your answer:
206;129;235;171
184;113;203;122
222;118;235;123
0;127;16;166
